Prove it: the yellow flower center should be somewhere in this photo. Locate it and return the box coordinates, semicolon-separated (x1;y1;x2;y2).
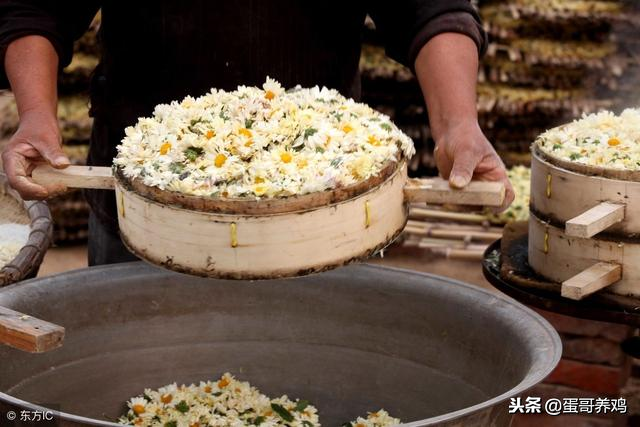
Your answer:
239;128;253;138
160;142;171;155
204;386;212;393
368;135;380;146
342;124;353;133
218;378;230;388
281;152;292;163
132;404;145;415
608;137;621;146
215;154;227;167
265;90;275;100
160;394;173;404
255;177;265;183
254;185;266;196
297;159;308;169
244;139;254;147
206;130;215;139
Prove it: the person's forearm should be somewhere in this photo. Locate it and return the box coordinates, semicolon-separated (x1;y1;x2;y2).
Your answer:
414;33;479;142
5;35;59;119
2;35;68;200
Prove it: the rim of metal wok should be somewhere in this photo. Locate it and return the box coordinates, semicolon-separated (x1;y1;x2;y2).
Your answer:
0;263;562;426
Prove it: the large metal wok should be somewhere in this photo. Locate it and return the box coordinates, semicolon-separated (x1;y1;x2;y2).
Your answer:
0;263;561;426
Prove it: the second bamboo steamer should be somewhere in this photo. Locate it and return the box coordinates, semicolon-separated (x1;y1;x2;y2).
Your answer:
529;144;640;298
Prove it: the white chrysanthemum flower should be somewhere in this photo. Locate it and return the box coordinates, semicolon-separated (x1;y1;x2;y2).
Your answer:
263;76;284;99
0;224;29;268
118;374;399;427
344;409;401;427
537;108;640;170
114;78;414;199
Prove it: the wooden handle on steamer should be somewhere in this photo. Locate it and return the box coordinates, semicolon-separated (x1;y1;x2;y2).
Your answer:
31;166;505;207
561;262;622;301
0;306;65;353
565;202;625;238
32;165;115;190
403;177;505;207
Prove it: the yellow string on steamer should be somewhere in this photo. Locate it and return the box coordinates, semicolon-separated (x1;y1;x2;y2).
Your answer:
230;223;238;248
544;229;549;254
365;201;371;228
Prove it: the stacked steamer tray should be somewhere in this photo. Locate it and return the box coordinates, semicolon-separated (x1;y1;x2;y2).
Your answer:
359;2;640;173
477;0;640;166
528;110;640;301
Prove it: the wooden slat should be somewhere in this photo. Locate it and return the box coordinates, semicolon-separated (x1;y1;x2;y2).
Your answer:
32;165;114;190
403;177;505;207
402;238;486;260
409;207;488;223
403;226;502;242
0;306;65;353
561;262;622;301
405;220;502;233
565;202;625;238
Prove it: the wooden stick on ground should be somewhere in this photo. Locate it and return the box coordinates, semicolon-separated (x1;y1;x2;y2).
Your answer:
409;207;490;224
403;238;486;261
405;220;502;233
404;226;502;242
0;306;65;353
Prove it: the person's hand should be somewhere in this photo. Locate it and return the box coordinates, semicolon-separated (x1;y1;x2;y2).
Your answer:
1;109;69;200
434;119;515;211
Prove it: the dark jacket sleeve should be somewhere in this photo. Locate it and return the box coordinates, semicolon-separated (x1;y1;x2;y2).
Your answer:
0;1;100;88
368;0;488;69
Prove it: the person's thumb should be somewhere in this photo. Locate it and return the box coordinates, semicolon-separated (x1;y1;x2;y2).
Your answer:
39;143;70;169
449;151;477;189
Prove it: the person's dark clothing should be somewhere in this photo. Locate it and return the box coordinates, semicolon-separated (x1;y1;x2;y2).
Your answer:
88;211;138;266
0;1;487;263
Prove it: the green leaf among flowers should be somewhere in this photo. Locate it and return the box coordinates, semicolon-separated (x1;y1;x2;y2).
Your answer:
271;403;294;422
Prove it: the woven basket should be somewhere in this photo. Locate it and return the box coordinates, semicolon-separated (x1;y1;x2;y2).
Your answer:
0;178;52;286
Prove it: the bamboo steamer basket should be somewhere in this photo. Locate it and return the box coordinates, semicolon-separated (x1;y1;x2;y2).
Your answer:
528;143;640;300
32;162;503;279
531;144;640;235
